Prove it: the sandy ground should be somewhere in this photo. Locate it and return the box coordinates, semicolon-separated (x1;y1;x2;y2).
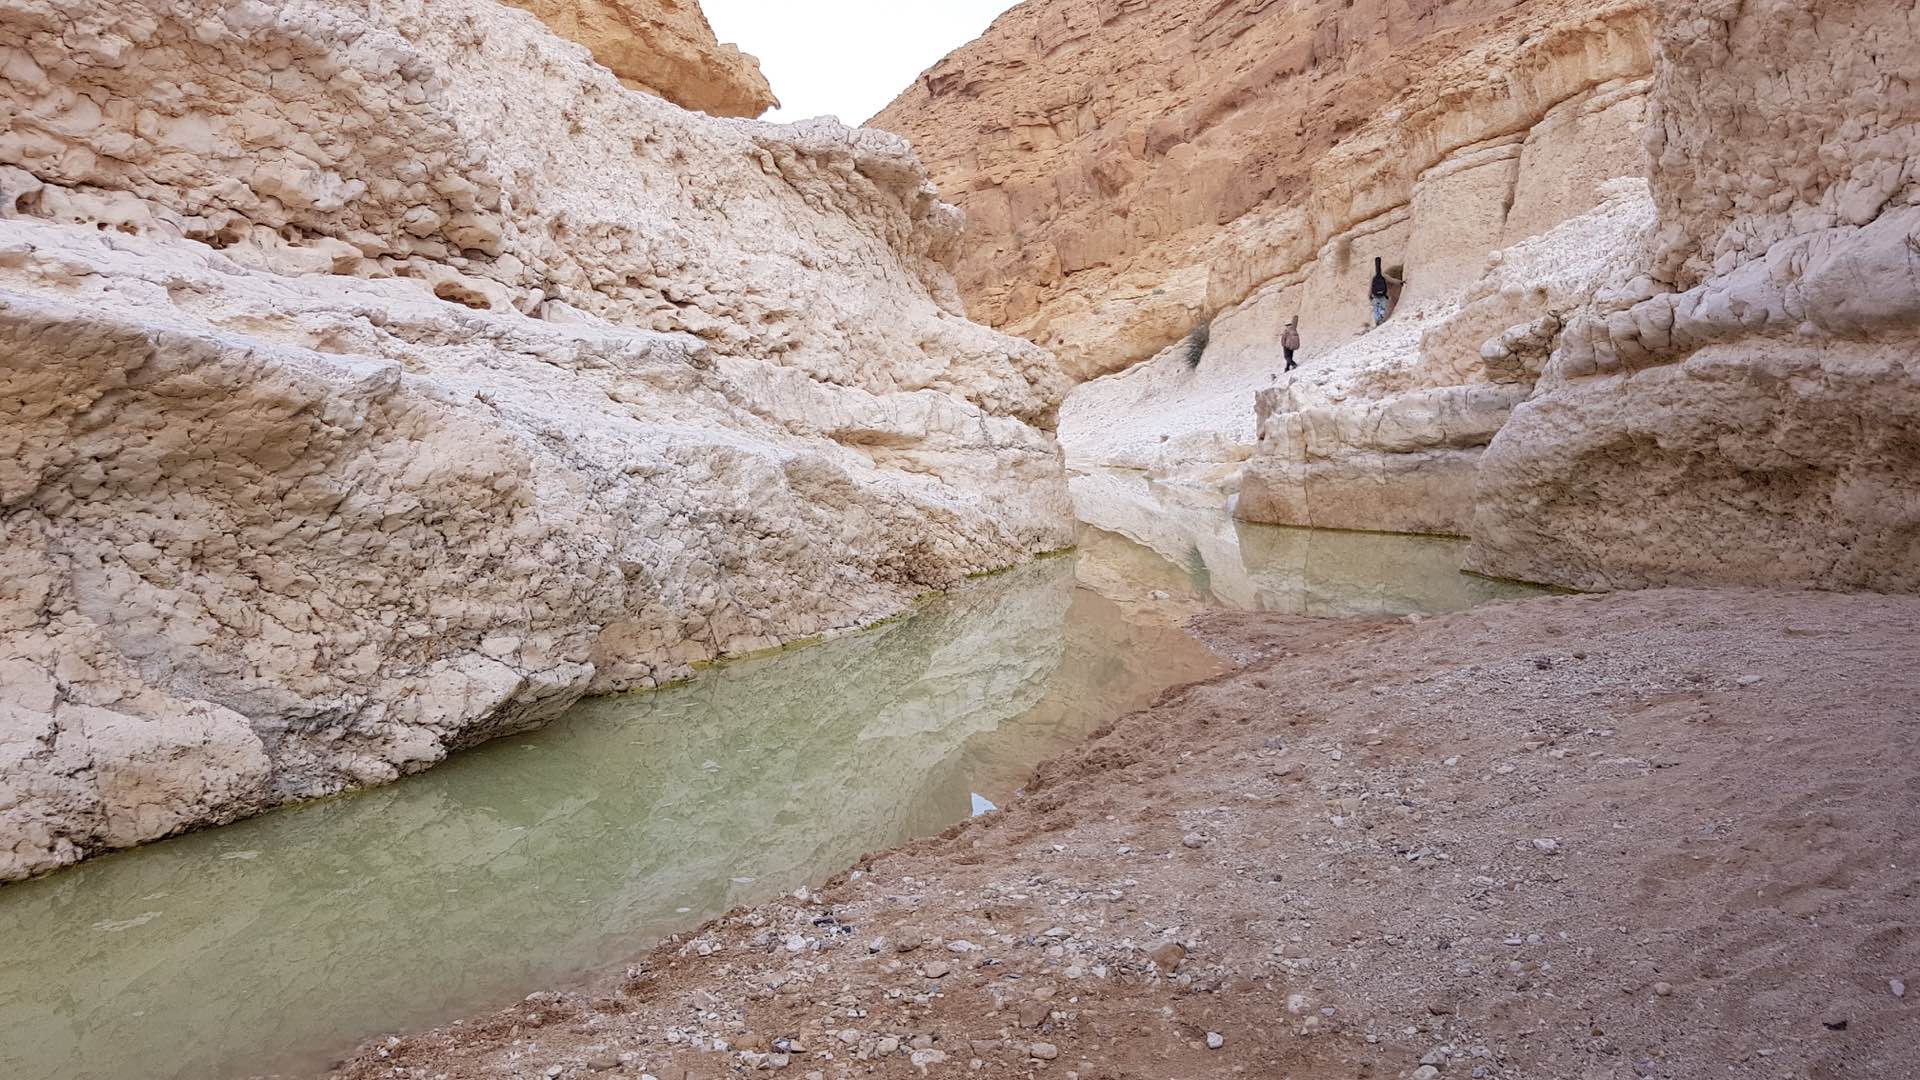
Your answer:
328;588;1919;1080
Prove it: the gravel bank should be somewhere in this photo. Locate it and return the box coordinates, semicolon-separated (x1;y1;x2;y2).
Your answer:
330;589;1919;1080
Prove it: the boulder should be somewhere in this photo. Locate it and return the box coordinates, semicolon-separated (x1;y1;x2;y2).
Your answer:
1467;0;1920;590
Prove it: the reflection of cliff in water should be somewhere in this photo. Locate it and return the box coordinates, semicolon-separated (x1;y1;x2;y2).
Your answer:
1070;469;1541;615
941;585;1224;802
0;556;1218;1080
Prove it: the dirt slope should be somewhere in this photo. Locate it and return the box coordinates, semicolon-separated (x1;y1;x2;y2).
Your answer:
329;588;1920;1080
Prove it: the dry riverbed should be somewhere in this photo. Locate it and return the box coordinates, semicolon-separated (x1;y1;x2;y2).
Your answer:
331;589;1919;1080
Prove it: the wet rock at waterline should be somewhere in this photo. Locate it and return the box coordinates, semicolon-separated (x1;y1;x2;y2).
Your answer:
0;0;1070;881
1067;471;1539;615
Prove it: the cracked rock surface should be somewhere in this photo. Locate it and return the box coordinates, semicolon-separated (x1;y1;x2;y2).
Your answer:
0;0;1071;880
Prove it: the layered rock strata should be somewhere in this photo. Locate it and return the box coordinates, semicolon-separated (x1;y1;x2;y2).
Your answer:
1466;0;1920;591
874;0;1655;381
1231;181;1657;534
499;0;777;117
1058;163;1657;535
881;0;1667;539
1054;0;1917;589
0;0;1071;881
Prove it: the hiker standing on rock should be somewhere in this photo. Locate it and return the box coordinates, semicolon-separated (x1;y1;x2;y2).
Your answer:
1369;257;1395;326
1282;316;1301;372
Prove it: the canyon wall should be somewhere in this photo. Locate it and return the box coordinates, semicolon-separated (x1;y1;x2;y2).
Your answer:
1231;179;1655;534
873;0;1654;382
892;0;1915;591
499;0;777;118
0;0;1070;881
982;0;1660;539
1466;0;1920;590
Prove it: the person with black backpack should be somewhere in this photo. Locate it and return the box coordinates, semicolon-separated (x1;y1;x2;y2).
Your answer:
1370;257;1395;326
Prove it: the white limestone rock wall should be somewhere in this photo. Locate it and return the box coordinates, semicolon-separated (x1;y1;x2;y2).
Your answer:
0;0;1071;880
1466;0;1920;591
1057;67;1655;511
1230;180;1657;535
1060;168;1657;537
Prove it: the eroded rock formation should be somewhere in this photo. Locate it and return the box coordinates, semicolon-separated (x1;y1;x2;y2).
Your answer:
499;0;777;118
1467;0;1920;590
1015;0;1659;535
1228;180;1656;534
914;0;1915;590
0;0;1070;880
873;0;1654;382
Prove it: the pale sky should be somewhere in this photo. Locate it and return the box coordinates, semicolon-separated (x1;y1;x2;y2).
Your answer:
702;1;1021;125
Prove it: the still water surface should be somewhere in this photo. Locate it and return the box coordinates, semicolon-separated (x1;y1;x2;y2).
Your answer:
0;477;1537;1080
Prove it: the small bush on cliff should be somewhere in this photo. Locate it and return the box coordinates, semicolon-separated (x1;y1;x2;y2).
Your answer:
1185;318;1211;369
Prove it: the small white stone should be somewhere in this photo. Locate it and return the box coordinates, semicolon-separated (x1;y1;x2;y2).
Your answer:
1205;1032;1225;1050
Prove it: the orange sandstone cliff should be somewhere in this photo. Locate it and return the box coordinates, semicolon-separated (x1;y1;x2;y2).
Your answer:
873;0;1654;382
500;0;777;118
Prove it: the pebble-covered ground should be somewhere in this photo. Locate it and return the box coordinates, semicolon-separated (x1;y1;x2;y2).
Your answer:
329;589;1919;1080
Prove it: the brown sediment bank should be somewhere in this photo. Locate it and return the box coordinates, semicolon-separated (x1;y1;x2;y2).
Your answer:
329;588;1920;1080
